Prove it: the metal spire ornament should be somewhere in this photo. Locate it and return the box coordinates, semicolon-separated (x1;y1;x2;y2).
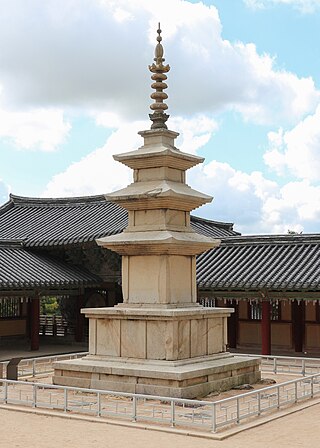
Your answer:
149;23;170;129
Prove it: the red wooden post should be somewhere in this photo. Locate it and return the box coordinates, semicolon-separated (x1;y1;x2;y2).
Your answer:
30;297;40;351
227;300;238;349
261;300;271;355
292;300;305;353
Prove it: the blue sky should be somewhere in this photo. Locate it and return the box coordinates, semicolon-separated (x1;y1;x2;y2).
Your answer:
0;0;320;234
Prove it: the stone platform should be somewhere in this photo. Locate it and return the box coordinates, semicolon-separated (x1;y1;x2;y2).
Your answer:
53;306;261;398
53;353;260;399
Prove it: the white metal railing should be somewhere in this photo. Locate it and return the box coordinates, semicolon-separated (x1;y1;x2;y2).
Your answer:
0;352;88;379
1;372;320;433
236;354;320;376
2;353;320;381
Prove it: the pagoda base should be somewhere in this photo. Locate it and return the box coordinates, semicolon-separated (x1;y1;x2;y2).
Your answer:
53;306;260;398
53;353;260;399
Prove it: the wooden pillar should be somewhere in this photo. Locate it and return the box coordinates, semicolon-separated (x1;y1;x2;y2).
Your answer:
227;300;238;349
26;299;32;338
75;295;85;342
30;296;40;351
292;300;305;353
261;300;271;355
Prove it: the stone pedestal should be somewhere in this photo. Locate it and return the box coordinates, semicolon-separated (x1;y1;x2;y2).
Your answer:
53;306;260;398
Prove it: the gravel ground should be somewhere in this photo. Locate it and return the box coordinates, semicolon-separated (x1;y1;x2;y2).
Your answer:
1;402;319;448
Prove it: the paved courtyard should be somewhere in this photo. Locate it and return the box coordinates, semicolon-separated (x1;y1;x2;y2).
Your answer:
1;401;319;448
0;342;87;362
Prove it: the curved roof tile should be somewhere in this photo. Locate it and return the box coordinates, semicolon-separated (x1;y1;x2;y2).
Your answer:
0;194;238;246
0;243;101;290
197;235;320;291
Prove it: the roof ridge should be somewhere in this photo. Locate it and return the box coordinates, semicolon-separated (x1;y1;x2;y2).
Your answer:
221;234;320;245
9;193;107;206
0;239;24;248
191;214;237;232
0;196;14;214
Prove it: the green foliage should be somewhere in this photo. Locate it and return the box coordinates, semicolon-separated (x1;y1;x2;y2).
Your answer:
41;296;60;315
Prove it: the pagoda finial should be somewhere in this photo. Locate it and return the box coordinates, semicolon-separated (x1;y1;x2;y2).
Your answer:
148;23;170;130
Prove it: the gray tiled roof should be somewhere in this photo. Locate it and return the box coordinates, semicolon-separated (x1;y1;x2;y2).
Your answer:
0;241;100;290
0;194;238;247
197;235;320;292
189;215;238;238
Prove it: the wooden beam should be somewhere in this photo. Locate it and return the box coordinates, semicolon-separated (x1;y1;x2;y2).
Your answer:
0;288;89;299
198;289;320;300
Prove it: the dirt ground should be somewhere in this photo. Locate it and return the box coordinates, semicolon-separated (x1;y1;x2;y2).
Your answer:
1;403;319;448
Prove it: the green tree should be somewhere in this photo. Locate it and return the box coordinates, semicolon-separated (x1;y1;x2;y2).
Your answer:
41;296;60;315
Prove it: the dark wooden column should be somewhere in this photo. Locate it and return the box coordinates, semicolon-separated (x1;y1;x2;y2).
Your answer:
75;295;85;342
261;300;271;355
292;300;305;353
26;299;32;338
227;300;238;349
30;296;40;351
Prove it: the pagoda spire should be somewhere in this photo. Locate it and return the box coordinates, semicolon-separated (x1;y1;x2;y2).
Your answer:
149;23;170;130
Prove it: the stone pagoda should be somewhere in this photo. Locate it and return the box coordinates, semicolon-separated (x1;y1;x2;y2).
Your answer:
53;25;260;398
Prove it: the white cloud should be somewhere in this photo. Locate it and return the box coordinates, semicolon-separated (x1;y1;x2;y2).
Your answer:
43;117;320;234
43;115;218;196
0;107;70;151
244;0;320;13
170;115;218;154
1;0;319;234
264;105;320;181
42;122;140;197
190;160;320;234
262;181;320;233
189;160;279;233
0;179;10;205
0;0;317;129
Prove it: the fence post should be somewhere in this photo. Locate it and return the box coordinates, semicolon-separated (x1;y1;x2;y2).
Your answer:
236;398;240;424
64;388;68;412
97;392;101;417
33;384;37;408
277;385;280;409
295;382;298;403
273;357;277;374
302;359;305;377
257;391;261;416
171;400;175;427
4;381;8;404
132;396;137;422
311;377;314;398
32;359;36;377
211;403;217;432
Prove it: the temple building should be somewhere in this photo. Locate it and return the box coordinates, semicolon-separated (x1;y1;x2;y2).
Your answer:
1;197;320;357
0;25;319;362
0;194;236;351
